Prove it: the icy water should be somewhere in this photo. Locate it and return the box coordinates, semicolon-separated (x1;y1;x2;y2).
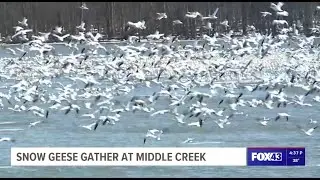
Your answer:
0;43;319;178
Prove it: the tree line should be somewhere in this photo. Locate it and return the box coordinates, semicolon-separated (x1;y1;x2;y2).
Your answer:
0;2;318;40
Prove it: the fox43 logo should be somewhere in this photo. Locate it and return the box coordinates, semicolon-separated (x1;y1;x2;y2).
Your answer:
251;152;282;162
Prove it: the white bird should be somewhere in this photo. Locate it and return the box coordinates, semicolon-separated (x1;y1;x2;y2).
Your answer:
33;111;45;118
76;21;86;32
150;109;170;116
202;8;219;20
296;125;318;136
317;6;320;10
188;120;203;127
86;32;103;42
156;13;167;20
273;20;288;26
175;114;186;124
81;113;95;119
52;34;70;42
53;26;63;35
38;32;51;41
275;113;290;121
229;103;237;110
70;32;86;41
81;122;98;131
29;121;42;127
214;119;230;129
220;20;229;27
0;137;15;142
85;102;92;109
203;22;212;30
144;129;163;144
98;116;115;125
127;21;146;30
6;48;17;56
270;2;284;12
214;108;225;117
12;29;33;39
185;12;202;19
32;34;48;43
105;115;120;122
309;119;318;124
256;117;270;126
173;20;183;25
13;26;23;32
80;3;89;10
277;10;289;17
264;100;274;109
210;8;219;19
146;31;164;40
28;106;45;114
313;96;320;102
49;103;61;110
18;17;28;27
260;12;272;17
182;138;194;143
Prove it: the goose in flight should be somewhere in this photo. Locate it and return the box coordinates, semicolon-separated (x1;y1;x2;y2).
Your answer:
18;17;28;27
81;122;98;131
0;137;15;142
296;125;318;136
272;20;288;26
53;26;63;35
13;26;23;32
35;32;51;42
150;109;170;117
260;12;272;17
185;12;202;19
146;31;164;40
77;21;86;32
12;29;33;39
275;113;290;121
86;32;103;42
309;119;317;124
70;32;86;41
143;129;163;144
52;33;70;42
127;20;146;30
220;20;229;28
0;137;16;142
210;8;219;19
182;138;194;143
203;22;212;30
270;2;284;12
202;8;219;20
276;10;289;17
156;13;167;20
173;20;183;25
80;2;89;10
256;117;270;126
29;120;43;128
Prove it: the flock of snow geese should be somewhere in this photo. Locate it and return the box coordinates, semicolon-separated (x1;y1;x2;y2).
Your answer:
0;2;319;144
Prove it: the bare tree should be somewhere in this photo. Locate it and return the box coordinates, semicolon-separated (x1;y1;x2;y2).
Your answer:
0;2;317;40
241;2;247;36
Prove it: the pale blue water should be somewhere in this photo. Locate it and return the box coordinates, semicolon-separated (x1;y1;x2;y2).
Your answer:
0;43;319;178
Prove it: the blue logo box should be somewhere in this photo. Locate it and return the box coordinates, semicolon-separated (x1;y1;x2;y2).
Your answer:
247;147;305;166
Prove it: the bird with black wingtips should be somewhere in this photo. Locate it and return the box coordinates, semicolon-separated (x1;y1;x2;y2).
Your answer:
296;125;318;136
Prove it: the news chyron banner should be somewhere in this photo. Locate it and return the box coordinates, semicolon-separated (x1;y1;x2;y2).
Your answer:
10;147;305;166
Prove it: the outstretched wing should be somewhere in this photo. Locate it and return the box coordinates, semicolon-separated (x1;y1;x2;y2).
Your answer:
213;8;219;16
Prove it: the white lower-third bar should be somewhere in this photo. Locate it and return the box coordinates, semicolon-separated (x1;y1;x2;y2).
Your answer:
11;147;247;166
